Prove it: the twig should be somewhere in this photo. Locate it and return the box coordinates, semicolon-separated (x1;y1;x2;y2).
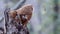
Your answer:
11;0;26;10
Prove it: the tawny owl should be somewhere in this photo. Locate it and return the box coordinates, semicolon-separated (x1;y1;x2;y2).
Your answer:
9;4;33;26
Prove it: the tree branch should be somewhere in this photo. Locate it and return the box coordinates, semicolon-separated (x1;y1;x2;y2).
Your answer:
11;0;26;10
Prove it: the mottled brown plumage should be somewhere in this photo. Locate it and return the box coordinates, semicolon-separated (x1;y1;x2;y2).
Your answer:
9;4;33;26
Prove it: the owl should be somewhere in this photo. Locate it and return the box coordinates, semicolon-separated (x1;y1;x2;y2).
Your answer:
8;4;33;27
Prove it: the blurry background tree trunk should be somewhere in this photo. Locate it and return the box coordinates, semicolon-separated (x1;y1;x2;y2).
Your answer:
54;0;60;34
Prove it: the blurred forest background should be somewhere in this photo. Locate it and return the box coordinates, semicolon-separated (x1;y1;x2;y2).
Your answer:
0;0;60;34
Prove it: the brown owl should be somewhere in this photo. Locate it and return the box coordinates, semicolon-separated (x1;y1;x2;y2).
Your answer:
8;4;33;26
